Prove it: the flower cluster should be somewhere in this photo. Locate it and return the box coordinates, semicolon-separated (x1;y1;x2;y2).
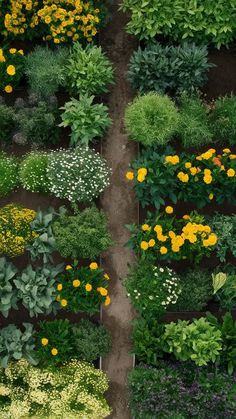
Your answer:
0;204;37;257
56;262;111;314
0;46;24;93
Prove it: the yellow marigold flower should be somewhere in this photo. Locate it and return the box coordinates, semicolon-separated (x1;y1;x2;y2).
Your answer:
168;230;176;238
51;348;58;356
57;284;63;291
165;155;179;165
99;287;108;296
183;215;190;220
105;295;111;306
203;175;212;184
126;171;134;180
154;225;162;234
172;245;180;252
185;162;192;169
73;279;81;287
4;85;13;93
140;241;149;250
61;299;68;307
138;167;147;176
229;154;236;160
65;265;72;270
148;239;155;247
89;262;98;270
160;246;168;255
177;172;189;183
190;167;197;176
165;206;173;214
104;273;110;280
41;338;48;346
227;168;235;177
208;148;216;154
9;48;17;54
85;283;92;292
223;148;231;153
209;193;214;200
6;65;16;76
137;174;145;183
142;224;151;231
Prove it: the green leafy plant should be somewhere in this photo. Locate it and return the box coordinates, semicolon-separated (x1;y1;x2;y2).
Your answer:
211;95;236;145
66;43;114;95
0;257;18;318
210;214;236;262
0;152;19;197
132;318;165;365
0;323;36;368
124;262;181;319
53;207;113;259
47;147;111;203
60;96;112;146
0;103;16;143
14;264;63;317
19;151;49;193
125;93;179;146
128;42;212;95
213;270;236;310
25;46;69;98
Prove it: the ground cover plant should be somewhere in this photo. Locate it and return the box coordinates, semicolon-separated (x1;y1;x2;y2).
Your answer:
0;153;19;197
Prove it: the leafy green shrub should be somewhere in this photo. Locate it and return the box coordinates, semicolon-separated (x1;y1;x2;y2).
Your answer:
125;93;179;146
178;95;213;148
213;269;236;311
211;95;236;145
0;152;19;197
162;318;222;366
0;257;18;318
121;0;236;47
0;104;16;143
60;96;111;146
53;207;113;259
171;268;213;312
19;152;49;193
0;359;111;418
0;323;36;368
128;363;236;419
36;318;111;367
47;148;111;203
128;42;212;95
66;43;114;95
124;262;181;319
132;318;165;365
25;46;68;98
210;214;236;262
14;264;63;317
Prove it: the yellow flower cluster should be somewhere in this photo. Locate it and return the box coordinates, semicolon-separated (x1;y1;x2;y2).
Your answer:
165;155;179;165
0;46;24;93
137;167;147;182
0;204;37;257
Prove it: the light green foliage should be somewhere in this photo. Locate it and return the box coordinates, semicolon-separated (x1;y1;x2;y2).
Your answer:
60;95;111;146
212;272;227;294
0;153;19;197
213;268;236;310
125;93;179;146
19;152;49;193
0;258;18;318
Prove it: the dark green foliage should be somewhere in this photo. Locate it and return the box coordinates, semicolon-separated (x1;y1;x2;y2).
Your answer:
210;214;236;262
211;95;236;145
0;104;16;143
132;318;164;366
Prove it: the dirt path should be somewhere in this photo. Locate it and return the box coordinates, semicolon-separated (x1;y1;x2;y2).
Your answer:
100;4;138;419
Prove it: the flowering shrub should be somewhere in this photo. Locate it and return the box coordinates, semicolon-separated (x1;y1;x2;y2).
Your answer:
127;211;217;263
0;204;37;257
127;147;236;209
19;152;50;193
0;46;24;93
0;153;19;197
0;359;111;418
55;262;110;313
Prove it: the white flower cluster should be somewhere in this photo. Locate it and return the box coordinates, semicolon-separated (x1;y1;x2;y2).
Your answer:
157;266;181;308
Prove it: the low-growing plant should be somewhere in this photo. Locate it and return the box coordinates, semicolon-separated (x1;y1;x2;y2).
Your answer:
0;257;18;318
124;262;181;319
213;270;236;311
128;42;212;95
125;93;179;146
0;104;16;143
56;262;111;313
66;43;114;96
47;147;111;203
19;152;49;193
210;214;236;262
60;96;112;146
0;323;36;368
0;152;19;197
53;207;113;259
132;318;165;365
211;95;236;145
0;46;24;94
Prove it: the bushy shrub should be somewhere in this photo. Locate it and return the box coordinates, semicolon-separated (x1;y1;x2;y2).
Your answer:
0;104;16;143
25;46;69;98
60;96;112;146
132;318;165;365
121;0;236;47
210;214;236;262
125;93;179;146
211;95;236;145
0;359;111;418
124;262;181;319
0;257;18;318
178;94;213;148
0;153;19;197
66;43;114;95
53;207;113;259
128;42;212;95
47;147;111;203
19;152;49;193
0;46;24;94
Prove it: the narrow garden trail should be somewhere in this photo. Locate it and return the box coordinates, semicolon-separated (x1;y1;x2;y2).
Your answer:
100;3;138;418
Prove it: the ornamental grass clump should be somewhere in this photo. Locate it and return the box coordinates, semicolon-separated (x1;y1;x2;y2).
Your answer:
125;93;179;146
19;152;50;193
0;153;19;197
47;147;111;203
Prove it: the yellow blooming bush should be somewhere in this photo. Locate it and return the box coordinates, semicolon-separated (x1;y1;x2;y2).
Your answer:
0;359;111;418
56;262;111;314
0;204;37;257
127;147;236;209
0;46;24;93
127;211;217;263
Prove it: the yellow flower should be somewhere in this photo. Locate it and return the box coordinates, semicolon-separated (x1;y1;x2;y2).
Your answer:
148;239;155;247
168;230;176;238
57;284;63;291
6;65;16;76
137;174;145;182
89;262;98;270
154;225;162;234
41;338;48;346
9;48;17;54
142;224;151;231
183;214;190;220
223;148;231;153
65;265;72;270
105;295;111;306
220;165;225;171
61;299;68;307
138;167;147;176
229;154;236;160
227;168;235;177
73;279;81;287
165;206;173;214
203;175;212;184
18;49;24;55
165;155;179;165
209;193;214;200
185;162;192;169
99;287;108;296
4;85;13;93
51;348;58;356
160;246;168;255
140;241;149;250
104;273;110;280
126;171;134;180
190;167;198;176
177;172;189;183
85;283;92;292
